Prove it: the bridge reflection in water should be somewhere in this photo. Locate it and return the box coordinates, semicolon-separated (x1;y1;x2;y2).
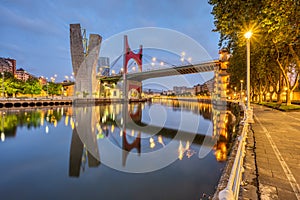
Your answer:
69;99;237;177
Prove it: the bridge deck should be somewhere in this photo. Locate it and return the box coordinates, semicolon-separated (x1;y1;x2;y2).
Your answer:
100;60;219;82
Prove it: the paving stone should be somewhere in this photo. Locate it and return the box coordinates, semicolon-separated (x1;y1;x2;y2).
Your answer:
272;171;288;180
277;188;298;200
258;168;273;177
260;171;294;192
241;104;300;199
260;183;279;200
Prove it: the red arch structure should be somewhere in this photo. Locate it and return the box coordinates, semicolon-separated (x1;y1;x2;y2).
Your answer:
122;131;141;166
123;35;143;74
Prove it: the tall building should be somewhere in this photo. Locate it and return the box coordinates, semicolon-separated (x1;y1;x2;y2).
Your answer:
0;57;16;75
98;57;110;76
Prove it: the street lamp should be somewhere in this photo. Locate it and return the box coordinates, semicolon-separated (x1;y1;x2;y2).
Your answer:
46;77;49;98
1;72;4;98
240;80;244;102
1;111;5;142
244;31;254;123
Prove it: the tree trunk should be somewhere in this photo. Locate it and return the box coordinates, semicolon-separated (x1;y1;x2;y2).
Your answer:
259;93;263;103
277;90;282;104
270;91;275;102
286;89;291;106
263;94;267;102
277;74;283;104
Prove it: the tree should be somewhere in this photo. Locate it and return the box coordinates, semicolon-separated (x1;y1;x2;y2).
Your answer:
5;77;24;97
209;0;300;105
43;82;62;97
260;0;300;105
23;79;42;97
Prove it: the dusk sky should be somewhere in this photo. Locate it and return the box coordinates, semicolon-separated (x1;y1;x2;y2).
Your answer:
0;0;219;85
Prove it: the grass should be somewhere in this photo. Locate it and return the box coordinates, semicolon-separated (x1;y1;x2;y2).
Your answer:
258;102;300;111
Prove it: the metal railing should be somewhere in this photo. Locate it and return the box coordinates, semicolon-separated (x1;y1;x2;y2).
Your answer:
218;102;249;200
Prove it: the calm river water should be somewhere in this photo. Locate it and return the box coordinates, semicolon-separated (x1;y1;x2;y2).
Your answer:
0;99;236;200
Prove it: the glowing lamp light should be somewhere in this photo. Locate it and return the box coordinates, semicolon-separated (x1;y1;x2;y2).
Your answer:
150;137;155;148
1;132;5;142
244;31;253;39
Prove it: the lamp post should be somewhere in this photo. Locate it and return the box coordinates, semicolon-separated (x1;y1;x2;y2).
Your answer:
240;80;244;103
244;31;254;123
1;72;4;98
61;87;64;98
46;77;49;98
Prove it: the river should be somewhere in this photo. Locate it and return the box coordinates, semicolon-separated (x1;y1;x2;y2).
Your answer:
0;99;237;200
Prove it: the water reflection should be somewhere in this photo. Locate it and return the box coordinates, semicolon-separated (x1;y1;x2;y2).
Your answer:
0;100;240;199
212;107;236;162
0;100;237;173
0;107;68;140
69;128;100;177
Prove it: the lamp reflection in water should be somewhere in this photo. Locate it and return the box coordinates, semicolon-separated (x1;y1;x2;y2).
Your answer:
157;135;165;147
1;111;5;142
178;140;196;160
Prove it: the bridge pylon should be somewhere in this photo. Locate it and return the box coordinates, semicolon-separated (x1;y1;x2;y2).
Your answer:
122;35;143;101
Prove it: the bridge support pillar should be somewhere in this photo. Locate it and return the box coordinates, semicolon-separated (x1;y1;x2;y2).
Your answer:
213;49;230;107
122;35;143;101
211;49;231;161
126;80;143;100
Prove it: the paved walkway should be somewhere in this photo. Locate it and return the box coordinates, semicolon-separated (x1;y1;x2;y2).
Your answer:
242;104;300;200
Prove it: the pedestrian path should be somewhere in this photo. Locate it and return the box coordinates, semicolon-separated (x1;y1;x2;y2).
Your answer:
242;104;300;200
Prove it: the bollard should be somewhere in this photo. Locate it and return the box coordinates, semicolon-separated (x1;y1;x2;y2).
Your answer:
219;188;234;200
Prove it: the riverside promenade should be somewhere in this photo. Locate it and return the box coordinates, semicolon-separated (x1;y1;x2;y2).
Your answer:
242;104;300;200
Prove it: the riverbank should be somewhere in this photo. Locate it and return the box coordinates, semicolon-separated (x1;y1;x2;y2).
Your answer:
0;98;72;108
152;96;212;103
0;97;151;108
